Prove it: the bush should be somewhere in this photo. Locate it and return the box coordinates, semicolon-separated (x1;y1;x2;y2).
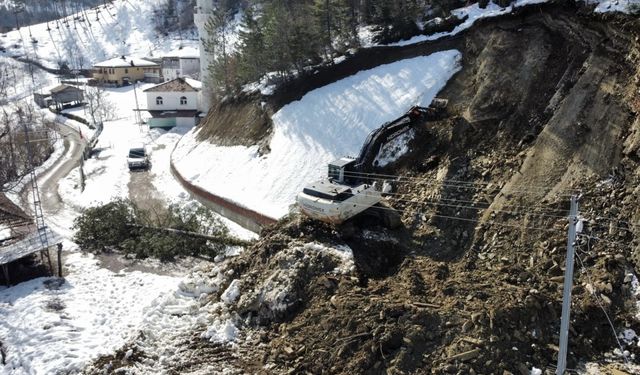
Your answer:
73;199;245;261
72;199;135;252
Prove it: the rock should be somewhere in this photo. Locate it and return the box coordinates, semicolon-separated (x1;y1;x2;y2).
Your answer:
462;321;473;333
446;348;480;362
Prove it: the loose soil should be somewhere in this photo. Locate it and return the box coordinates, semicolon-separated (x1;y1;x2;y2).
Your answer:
86;4;640;375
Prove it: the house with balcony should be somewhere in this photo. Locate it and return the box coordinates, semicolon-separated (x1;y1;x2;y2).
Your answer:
143;77;202;128
92;56;161;86
162;47;200;81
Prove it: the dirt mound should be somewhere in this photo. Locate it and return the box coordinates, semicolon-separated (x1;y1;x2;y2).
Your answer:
195;92;273;153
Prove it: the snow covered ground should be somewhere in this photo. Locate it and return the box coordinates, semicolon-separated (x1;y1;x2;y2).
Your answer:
173;50;462;219
0;252;179;374
0;0;198;70
57;84;153;211
590;0;640;12
0;52;251;375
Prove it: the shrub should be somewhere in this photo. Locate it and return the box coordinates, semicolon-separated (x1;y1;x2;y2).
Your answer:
72;199;135;252
73;199;246;262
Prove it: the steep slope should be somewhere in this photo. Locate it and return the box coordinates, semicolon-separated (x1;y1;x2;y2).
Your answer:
0;0;197;69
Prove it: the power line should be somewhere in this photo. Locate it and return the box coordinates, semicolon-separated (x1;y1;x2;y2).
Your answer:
332;199;563;233
339;169;581;196
357;192;571;221
338;171;578;197
368;190;569;217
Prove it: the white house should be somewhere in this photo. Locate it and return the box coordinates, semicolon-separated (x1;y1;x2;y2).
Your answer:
162;47;201;81
143;77;202;128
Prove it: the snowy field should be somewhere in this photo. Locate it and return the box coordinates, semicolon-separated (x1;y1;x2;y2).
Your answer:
0;0;198;70
0;252;179;374
173;50;462;218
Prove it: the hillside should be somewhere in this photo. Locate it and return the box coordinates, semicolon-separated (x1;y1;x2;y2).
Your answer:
0;0;197;70
85;3;640;374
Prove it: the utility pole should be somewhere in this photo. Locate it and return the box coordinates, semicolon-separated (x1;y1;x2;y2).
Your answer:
132;81;142;129
556;195;579;375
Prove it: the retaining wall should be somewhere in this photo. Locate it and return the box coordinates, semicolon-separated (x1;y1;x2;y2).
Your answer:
169;159;277;234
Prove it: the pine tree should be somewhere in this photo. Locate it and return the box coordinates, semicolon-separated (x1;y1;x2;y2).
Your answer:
237;5;266;83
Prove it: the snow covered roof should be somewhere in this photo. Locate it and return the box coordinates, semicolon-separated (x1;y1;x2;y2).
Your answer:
0;227;63;265
184;78;202;90
163;46;200;59
93;56;158;68
143;78;201;93
50;84;82;94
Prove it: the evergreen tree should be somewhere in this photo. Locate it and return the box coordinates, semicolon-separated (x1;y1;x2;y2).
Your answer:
237;5;266;83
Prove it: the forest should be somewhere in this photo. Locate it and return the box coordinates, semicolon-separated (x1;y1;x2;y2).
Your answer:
0;0;107;30
204;0;467;96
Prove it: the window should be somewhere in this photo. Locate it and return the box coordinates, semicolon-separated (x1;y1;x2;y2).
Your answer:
156;96;163;105
125;68;128;74
180;96;187;105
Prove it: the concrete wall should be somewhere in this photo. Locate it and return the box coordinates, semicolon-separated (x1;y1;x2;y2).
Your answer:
176;117;196;127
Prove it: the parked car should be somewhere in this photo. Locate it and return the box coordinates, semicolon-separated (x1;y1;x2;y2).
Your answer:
127;145;150;170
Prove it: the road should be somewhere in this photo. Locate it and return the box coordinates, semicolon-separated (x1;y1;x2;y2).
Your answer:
19;120;86;235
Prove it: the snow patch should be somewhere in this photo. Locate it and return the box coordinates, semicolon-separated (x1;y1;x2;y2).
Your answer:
174;50;462;218
221;279;241;305
374;128;415;167
388;0;549;47
0;252;179;374
201;318;239;344
590;0;640;13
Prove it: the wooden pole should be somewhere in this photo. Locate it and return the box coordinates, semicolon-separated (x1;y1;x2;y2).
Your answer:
45;248;53;274
57;243;63;277
127;224;251;247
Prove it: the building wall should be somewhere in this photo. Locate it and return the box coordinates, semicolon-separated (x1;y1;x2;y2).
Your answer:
162;58;200;81
145;91;199;111
93;66;159;86
52;90;84;104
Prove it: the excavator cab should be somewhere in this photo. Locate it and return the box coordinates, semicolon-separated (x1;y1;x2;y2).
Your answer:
328;157;356;184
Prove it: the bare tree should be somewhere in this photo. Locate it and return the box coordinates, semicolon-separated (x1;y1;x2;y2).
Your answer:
84;85;114;126
0;104;54;193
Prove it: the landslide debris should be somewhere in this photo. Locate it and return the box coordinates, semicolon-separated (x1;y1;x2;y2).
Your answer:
207;7;640;374
85;4;640;375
